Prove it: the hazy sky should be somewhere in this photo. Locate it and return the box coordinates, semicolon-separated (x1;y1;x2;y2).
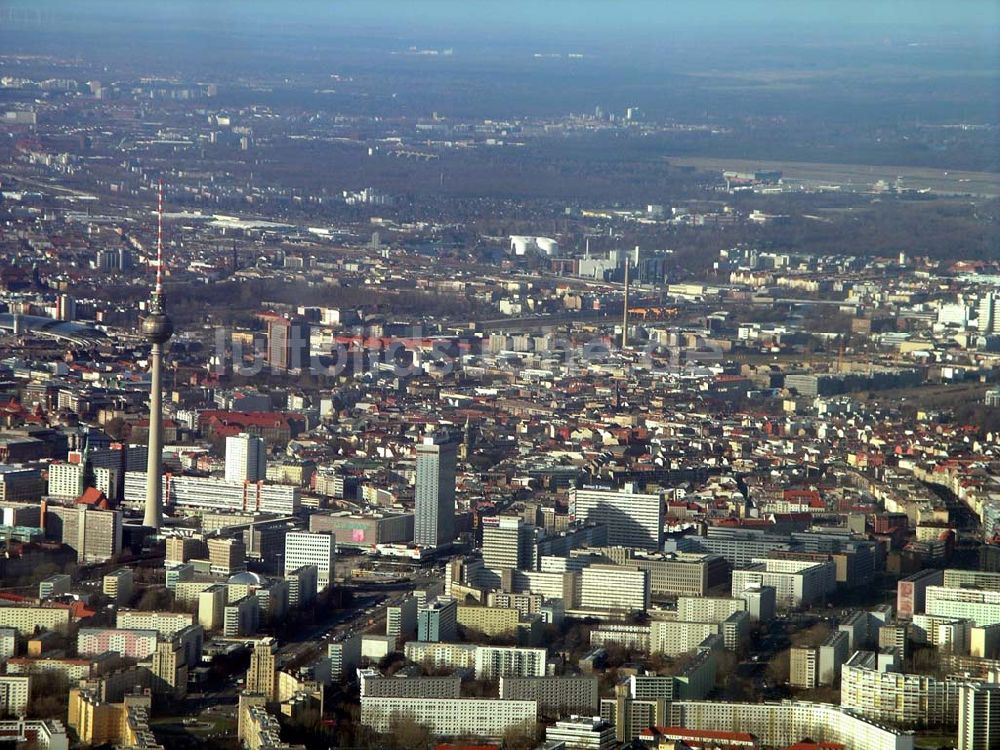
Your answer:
5;0;999;40
2;0;996;126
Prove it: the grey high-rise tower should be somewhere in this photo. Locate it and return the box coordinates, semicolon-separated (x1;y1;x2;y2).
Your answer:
142;182;174;531
414;436;457;548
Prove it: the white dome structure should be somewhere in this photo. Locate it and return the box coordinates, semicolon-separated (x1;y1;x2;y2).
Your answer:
227;571;264;586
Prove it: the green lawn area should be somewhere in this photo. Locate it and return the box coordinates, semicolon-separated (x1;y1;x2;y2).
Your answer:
913;731;956;749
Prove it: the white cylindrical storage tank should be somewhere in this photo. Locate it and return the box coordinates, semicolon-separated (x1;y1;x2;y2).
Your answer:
536;237;558;256
509;235;532;255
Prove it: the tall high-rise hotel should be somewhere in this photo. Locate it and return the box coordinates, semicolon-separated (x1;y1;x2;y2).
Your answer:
225;433;266;483
267;316;310;372
414;435;457;549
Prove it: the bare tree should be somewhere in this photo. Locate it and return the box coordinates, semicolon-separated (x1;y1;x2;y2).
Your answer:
714;650;739;688
766;649;790;684
502;719;542;750
386;714;433;750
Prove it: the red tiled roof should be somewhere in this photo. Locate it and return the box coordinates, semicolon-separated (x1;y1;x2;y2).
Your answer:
648;726;756;742
76;487;110;509
43;600;95;619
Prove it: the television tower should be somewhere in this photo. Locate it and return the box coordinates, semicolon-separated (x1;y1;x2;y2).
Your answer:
621;249;632;350
141;181;174;531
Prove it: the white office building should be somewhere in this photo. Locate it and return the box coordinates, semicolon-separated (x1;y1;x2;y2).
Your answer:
283;531;335;593
578;565;650;614
545;715;616;750
569;487;662;549
46;462;84;499
731;559;836;608
225;433;266;483
124;471;299;515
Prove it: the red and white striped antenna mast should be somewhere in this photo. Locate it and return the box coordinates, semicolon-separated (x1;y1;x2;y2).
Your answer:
155;179;164;299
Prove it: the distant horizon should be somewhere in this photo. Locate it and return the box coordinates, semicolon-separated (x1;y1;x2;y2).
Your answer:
0;0;996;153
3;1;998;43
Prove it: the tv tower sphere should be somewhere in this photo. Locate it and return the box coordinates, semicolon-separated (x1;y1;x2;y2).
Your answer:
141;309;174;343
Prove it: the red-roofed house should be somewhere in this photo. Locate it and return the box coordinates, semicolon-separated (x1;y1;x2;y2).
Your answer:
641;725;759;748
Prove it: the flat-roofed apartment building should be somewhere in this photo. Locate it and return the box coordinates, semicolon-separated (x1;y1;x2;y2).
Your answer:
115;611;195;639
456;605;520;636
841;650;959;726
474;645;547;680
102;568;132;605
958;680;1000;750
360;696;537;738
500;675;599;714
926;586;1000;627
358;668;461;699
403;641;476;671
0;606;71;636
676;595;746;623
386;596;418;642
77;628;159;660
0;675;32;716
665;700;912;750
943;569;1000;591
790;645;819;689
